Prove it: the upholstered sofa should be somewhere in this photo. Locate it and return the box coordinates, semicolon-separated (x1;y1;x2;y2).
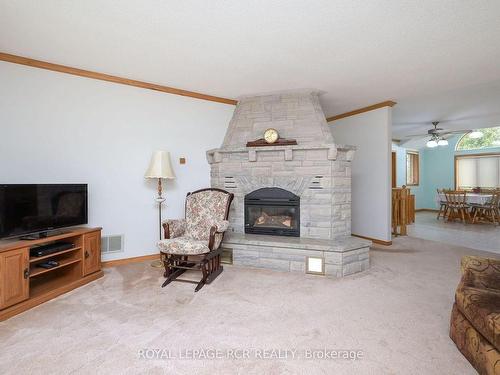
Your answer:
450;256;500;375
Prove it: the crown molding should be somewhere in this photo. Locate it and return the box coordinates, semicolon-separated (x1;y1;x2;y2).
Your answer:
327;100;397;122
0;52;238;105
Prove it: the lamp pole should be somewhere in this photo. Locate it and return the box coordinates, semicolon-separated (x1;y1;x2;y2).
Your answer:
155;178;166;240
144;151;176;269
151;178;167;268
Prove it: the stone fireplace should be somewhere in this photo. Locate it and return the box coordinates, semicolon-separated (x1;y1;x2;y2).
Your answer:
245;187;300;237
207;89;370;277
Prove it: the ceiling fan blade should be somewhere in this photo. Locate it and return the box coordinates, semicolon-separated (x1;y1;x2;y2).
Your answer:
439;130;471;135
403;133;431;138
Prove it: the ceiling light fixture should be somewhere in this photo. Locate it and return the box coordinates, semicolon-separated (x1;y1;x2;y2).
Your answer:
437;139;448;146
426;139;438;148
468;130;484;139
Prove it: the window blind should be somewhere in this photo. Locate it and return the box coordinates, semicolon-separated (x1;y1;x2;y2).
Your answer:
456;155;500;189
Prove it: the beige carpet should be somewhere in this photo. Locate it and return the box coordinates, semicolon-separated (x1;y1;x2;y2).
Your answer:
0;236;492;374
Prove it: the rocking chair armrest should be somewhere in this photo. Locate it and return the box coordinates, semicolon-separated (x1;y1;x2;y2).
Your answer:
162;219;186;239
213;220;230;233
207;221;229;251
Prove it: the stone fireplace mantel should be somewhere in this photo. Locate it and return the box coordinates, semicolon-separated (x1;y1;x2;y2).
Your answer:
207;143;356;164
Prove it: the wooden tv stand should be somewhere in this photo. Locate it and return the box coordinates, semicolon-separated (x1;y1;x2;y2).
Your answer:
0;227;103;321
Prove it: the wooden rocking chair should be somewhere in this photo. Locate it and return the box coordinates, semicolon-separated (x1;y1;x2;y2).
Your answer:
157;188;234;292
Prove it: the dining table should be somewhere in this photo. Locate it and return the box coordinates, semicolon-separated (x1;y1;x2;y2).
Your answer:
436;192;493;205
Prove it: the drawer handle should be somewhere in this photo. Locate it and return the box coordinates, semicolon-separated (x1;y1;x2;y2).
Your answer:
23;268;30;279
85;250;90;259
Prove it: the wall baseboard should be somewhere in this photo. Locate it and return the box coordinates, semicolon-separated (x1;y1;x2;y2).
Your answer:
101;253;159;268
415;208;439;213
352;233;392;246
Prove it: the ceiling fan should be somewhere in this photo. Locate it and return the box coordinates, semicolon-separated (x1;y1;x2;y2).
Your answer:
404;122;483;148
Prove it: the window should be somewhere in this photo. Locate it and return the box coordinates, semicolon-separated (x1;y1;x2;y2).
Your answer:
456;126;500;151
456;154;500;189
406;151;419;186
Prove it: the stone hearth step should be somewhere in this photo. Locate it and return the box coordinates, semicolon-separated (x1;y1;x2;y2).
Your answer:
223;233;371;277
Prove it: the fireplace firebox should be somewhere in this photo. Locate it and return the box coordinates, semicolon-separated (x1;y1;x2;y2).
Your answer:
244;188;300;237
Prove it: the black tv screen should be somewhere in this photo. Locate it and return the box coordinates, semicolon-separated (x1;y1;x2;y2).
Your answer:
0;184;88;239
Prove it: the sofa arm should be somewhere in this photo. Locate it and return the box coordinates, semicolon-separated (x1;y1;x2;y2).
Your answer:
461;256;500;291
162;219;186;239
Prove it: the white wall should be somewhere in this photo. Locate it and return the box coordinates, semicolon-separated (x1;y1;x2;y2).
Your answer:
330;107;392;242
0;62;234;260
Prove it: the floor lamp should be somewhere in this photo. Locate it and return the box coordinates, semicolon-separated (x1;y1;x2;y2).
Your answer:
145;151;176;268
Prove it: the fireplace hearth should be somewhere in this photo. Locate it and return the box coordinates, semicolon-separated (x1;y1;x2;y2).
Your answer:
245;188;300;237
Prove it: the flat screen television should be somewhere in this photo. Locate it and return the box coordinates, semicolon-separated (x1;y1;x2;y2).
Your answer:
0;184;88;239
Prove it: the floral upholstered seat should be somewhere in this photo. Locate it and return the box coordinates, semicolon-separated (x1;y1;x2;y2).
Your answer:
158;237;210;255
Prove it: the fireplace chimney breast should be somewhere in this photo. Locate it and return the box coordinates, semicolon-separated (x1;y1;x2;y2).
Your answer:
207;89;355;240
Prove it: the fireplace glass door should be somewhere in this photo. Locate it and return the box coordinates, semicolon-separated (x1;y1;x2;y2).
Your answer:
244;188;300;237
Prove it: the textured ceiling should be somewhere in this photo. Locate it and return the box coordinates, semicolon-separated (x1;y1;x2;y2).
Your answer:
1;1;500;118
392;79;500;142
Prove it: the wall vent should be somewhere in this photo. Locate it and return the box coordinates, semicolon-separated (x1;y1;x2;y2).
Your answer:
308;176;324;190
101;235;124;254
223;176;237;189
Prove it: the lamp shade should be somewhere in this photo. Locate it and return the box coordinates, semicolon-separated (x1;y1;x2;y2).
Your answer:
144;151;176;179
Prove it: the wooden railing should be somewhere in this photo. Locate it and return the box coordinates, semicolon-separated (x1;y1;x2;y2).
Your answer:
392;186;415;236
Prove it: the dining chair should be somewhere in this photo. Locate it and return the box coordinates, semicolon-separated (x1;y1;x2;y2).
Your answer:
468;190;485;219
471;191;500;225
444;190;470;223
436;188;449;220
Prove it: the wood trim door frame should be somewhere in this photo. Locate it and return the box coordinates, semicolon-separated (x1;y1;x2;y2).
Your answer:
405;151;420;186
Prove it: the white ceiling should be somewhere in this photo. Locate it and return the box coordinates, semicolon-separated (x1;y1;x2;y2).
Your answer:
393;79;500;143
1;1;500;118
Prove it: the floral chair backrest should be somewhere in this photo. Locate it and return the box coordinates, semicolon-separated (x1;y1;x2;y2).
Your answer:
185;190;231;241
